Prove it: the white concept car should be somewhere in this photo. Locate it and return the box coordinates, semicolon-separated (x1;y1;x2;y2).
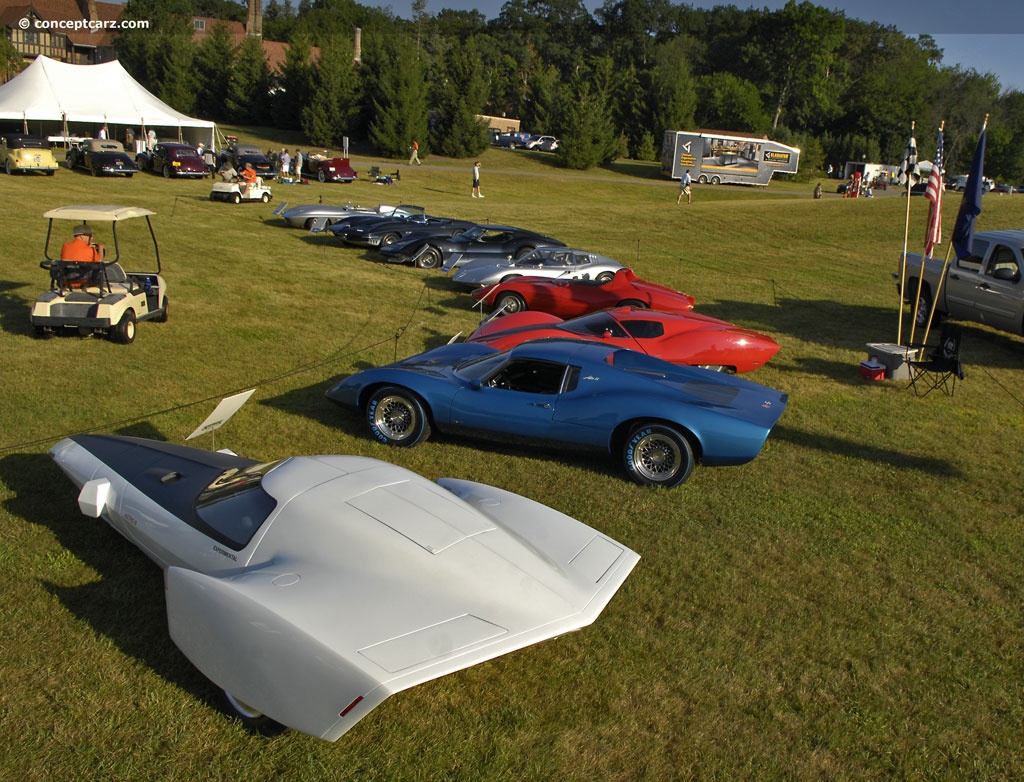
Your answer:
50;435;639;742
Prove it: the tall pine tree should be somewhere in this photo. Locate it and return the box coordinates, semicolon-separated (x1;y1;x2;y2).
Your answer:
366;36;428;158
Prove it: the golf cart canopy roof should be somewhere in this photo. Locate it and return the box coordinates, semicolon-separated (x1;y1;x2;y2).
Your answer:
43;206;157;222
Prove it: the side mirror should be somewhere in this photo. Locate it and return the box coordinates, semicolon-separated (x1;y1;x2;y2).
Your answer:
470;378;483;391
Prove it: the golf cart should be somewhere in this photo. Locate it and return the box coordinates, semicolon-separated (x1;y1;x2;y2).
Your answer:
30;206;169;344
210;176;273;204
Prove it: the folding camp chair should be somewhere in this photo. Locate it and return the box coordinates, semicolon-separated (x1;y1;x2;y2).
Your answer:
906;326;964;397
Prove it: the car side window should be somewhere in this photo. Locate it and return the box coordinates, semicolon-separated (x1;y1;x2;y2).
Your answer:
620;320;665;339
486;359;570;394
956;238;988;273
986;245;1021;281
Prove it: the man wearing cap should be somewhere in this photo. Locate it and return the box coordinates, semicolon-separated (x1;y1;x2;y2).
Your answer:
61;224;104;262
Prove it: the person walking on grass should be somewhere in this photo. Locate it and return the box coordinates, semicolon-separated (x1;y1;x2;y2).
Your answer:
471;161;484;198
676;169;692;205
409;139;422;166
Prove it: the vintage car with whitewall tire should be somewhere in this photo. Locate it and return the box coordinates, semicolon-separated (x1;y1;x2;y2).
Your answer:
2;134;59;175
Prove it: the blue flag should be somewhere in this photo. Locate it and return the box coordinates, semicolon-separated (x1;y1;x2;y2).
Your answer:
952;125;986;260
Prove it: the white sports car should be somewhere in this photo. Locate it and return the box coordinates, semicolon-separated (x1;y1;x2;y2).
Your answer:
50;435;639;742
451;247;626;288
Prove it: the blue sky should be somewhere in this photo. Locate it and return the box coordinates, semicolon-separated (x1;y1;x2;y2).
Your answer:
377;0;1024;93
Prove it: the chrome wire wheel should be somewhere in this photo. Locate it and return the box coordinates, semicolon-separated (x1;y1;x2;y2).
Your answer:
624;424;694;487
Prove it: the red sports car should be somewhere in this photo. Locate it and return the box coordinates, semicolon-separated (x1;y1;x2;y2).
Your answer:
467;307;779;373
471;268;696;317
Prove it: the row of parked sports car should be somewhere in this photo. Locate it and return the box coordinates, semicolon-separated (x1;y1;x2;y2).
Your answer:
39;193;788;745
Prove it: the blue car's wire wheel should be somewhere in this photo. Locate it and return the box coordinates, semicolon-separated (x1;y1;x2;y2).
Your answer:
624;424;694;487
366;387;431;446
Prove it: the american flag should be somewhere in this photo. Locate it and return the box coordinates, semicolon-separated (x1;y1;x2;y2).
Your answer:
924;127;944;256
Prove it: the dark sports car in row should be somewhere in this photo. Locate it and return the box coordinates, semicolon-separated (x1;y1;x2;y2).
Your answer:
66;139;138;177
333;210;477;249
472;268;696;316
136;142;208;178
326;339;787;488
468;307;780;373
379;224;564;270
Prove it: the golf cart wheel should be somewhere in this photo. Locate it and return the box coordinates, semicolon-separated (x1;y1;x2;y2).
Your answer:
623;423;695;488
232;193;241;204
415;247;442;270
210;194;216;201
153;296;169;323
111;311;137;344
222;692;288;737
261;192;271;203
318;169;327;183
495;292;526;314
366;387;431;446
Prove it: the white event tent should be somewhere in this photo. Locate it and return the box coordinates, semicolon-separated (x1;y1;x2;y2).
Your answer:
0;56;217;149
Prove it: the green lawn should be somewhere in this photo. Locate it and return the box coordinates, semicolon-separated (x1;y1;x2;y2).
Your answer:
1;144;1023;781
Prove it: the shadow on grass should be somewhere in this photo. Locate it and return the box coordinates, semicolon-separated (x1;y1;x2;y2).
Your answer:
602;160;664;181
0;280;35;338
0;451;222;716
771;424;962;477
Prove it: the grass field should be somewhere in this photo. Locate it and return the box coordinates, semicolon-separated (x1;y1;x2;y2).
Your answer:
1;139;1023;781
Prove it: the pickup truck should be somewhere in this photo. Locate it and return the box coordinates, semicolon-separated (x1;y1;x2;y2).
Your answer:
898;229;1024;336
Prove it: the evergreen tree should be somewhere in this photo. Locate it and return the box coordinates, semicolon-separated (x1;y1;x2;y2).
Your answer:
276;32;315;130
154;21;198;114
226;36;271;125
194;22;237;121
0;33;22;83
301;35;359;147
555;59;619;169
430;42;489;158
366;37;429;158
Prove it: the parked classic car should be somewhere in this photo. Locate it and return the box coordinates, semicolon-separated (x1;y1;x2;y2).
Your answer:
327;339;787;487
2;134;58;175
452;247;624;288
379;224;565;270
275;202;418;231
333;210;476;248
30;205;168;343
467;306;780;373
301;155;357;183
525;135;559;152
66;139;138;177
221;143;275;180
472;268;696;316
136;142;208;178
50;434;638;741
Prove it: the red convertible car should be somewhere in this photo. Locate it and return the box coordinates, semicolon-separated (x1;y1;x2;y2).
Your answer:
471;268;696;317
467;307;779;373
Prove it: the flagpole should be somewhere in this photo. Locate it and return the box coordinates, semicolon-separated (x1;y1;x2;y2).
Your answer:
909;120;944;347
897;121;915;346
921;242;953;347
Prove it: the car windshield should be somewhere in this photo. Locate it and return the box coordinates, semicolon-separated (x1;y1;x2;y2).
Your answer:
194;460;281;549
454;351;511;381
562;311;630;338
460;226;488;241
12;138;47;149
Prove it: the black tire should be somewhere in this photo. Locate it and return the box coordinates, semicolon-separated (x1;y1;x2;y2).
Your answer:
495;291;527;314
595;271;615;283
380;233;400;247
90;166;98;176
513;245;535;260
153;296;168;323
222;692;289;738
46;170;55;176
261;192;271;203
209;194;216;201
415;246;442;270
304;218;316;230
697;174;708;184
365;387;431;446
623;423;695;488
33;325;52;339
318;169;327;183
232;193;241;204
163;165;171;178
110;310;137;344
914;288;937;329
618;299;647;308
4;160;11;175
710;175;721;185
125;173;134;178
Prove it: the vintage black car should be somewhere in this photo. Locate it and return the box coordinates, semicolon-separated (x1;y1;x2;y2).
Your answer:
66;139;138;177
220;143;275;180
136;142;208;178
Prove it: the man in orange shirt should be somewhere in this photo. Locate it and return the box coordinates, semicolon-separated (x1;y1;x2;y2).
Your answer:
60;224;104;262
240;162;257;196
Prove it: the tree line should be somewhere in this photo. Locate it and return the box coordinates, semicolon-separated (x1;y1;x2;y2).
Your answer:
109;0;1024;180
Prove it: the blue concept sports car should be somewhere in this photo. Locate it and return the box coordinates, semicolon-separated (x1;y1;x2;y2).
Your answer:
326;339;787;488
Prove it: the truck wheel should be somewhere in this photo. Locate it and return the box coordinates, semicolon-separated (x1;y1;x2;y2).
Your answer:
710;176;721;185
697;175;708;184
914;291;933;328
111;311;137;344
